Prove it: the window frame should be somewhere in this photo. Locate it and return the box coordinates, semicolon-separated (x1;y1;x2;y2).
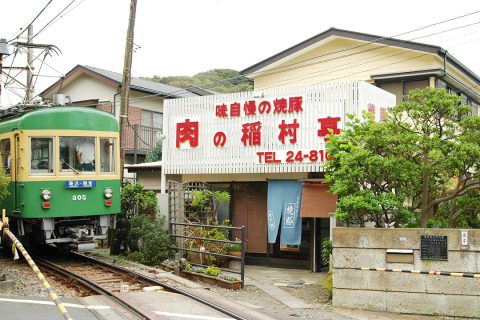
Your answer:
99;137;116;174
30;136;55;176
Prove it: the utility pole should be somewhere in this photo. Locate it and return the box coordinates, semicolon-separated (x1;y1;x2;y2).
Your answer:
119;0;137;182
0;38;11;105
111;0;136;255
26;25;34;103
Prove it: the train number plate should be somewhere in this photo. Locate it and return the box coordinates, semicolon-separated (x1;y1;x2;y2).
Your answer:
65;180;96;188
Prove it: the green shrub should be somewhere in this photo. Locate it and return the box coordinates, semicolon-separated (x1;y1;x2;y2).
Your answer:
191;266;205;274
204;265;221;277
322;271;333;299
321;238;332;266
184;263;192;272
163;259;175;267
228;243;242;252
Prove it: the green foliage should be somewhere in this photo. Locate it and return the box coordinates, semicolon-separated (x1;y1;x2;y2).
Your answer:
144;140;162;163
162;259;175;267
190;189;231;224
204;265;221;277
219;273;238;282
326;111;417;227
147;69;253;93
139;190;159;217
0;168;10;202
228;243;242;252
426;193;480;228
111;182;168;266
184;226;230;266
322;271;333;299
184;263;192;272
326;88;480;228
321;238;332;266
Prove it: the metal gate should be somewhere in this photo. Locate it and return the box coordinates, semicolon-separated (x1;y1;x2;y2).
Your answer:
167;180;246;287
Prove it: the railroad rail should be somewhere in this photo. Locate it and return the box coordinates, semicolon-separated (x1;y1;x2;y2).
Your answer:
36;253;251;320
35;257;154;319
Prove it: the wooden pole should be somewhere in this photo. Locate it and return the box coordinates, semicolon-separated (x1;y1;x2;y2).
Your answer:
119;0;137;182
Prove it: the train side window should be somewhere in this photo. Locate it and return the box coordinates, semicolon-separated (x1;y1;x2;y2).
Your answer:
100;138;115;173
31;137;54;174
0;139;11;176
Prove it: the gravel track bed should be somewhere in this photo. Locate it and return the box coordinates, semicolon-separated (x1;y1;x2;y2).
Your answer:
0;255;81;298
1;250;349;319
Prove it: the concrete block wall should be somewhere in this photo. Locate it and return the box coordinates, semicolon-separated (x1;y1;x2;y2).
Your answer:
332;228;480;318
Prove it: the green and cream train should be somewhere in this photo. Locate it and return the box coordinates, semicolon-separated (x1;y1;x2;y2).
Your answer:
0;106;120;252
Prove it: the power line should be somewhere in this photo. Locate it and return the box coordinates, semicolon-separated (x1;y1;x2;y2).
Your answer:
31;0;77;41
128;11;480;103
257;23;480;91
8;0;54;42
33;0;86;38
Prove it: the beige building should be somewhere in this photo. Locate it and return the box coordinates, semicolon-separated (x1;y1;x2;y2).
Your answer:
242;28;480;109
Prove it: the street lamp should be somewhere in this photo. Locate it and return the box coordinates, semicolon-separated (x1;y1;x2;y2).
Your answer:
0;38;11;105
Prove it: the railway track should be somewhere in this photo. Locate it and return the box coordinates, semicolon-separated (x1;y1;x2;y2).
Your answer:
35;253;251;320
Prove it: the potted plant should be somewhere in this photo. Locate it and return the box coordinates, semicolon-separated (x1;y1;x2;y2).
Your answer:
228;243;242;257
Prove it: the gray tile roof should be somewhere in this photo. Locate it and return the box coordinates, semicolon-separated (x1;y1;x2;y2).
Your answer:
82;65;200;98
241;27;480;86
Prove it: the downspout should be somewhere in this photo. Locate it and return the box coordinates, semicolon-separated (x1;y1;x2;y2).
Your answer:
113;92;120;118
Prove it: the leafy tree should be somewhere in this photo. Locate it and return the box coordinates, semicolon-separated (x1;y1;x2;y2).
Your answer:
148;69;253;93
326;88;480;228
326;112;418;227
144;140;162;163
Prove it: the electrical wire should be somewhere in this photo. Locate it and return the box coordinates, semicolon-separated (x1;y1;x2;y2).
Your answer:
33;0;86;37
256;25;480;91
128;15;480;103
31;0;77;41
8;0;54;42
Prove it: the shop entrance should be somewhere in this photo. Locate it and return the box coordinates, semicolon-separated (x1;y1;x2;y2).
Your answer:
231;182;268;254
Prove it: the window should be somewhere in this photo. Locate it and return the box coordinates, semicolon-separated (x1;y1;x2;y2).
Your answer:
31;137;54;174
0;139;11;176
100;138;115;173
60;137;95;173
141;110;163;130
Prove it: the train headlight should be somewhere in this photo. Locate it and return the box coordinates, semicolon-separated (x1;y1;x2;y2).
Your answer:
41;189;52;201
104;188;113;199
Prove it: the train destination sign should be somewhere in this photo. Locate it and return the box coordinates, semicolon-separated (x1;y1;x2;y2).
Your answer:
65;180;97;188
420;235;448;260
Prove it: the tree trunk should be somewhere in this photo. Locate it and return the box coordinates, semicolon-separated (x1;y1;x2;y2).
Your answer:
420;152;429;228
448;199;457;228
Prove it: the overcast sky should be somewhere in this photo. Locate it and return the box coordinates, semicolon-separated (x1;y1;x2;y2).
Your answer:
2;0;480;105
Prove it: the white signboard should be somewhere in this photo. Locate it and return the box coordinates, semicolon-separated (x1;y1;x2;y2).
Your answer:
163;81;395;174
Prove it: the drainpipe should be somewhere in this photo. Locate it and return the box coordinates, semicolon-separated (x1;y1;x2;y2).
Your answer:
113;92;120;118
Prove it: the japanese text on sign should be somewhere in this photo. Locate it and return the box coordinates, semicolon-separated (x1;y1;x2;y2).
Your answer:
174;95;342;165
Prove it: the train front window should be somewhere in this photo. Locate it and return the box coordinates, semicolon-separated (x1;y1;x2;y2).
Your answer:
31;137;54;174
60;137;96;173
100;138;115;173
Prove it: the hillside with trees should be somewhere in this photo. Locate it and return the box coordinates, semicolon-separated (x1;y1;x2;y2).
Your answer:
147;69;253;93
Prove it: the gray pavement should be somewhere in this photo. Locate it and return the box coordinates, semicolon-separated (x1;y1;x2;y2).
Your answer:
0;295;103;320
